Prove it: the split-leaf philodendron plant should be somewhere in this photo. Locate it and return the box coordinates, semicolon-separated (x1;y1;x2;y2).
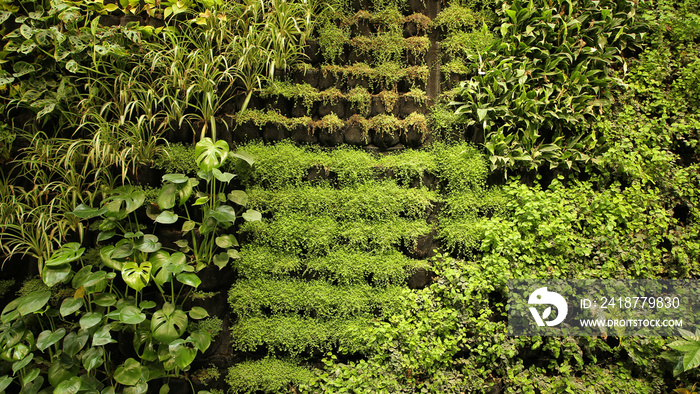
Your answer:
0;139;258;393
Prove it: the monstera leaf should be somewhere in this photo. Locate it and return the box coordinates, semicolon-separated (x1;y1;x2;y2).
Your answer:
151;303;188;344
194;138;229;172
122;262;152;292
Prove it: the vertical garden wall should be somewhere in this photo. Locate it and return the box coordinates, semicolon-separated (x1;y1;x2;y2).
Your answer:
1;0;700;392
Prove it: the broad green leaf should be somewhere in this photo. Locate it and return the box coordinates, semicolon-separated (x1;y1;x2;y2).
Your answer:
162;174;189;184
212;252;228;269
215;235;238;248
188;307;208;320
120;306;146;325
227;249;240;260
92;325;115;346
42;262;72;287
136;234;162;253
36;328;66;351
73;204;107;219
111;241;134;259
63;330;89;357
99;245;123;271
114;358;143;386
45;242;84;267
168;340;196;369
82;346;104;372
155;211;178;224
189;330;211;353
157;183;178;210
18;290;51;316
49;362;77;388
0;376;12;393
227;190;248;206
176;273;201;289
12;353;33;374
54;375;81;394
60;297;83;317
212;168;235;183
242;209;262;222
195;138;229;172
193;196;209;206
151;304;188;344
230;151;254;166
21;368;39;386
79;312;103;330
122;262;152;292
97;230;116;242
182;220;195;233
93;293;117;307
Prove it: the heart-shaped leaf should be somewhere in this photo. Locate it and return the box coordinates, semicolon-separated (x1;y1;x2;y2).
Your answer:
155;211;178;224
122;262;152;292
195;138;229;172
82;346;104;372
227;190;248;206
36;328;66;351
60;298;84;317
242;209;262;222
120;306;146;325
114;358;143;386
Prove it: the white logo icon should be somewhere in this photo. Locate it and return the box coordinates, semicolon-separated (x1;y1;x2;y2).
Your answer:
528;287;568;327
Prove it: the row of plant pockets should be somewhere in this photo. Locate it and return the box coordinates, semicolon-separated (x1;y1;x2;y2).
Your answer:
284;62;429;91
232;111;428;135
259;82;426;116
308;34;430;66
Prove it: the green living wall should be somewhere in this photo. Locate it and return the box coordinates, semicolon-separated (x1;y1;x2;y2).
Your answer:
0;0;699;392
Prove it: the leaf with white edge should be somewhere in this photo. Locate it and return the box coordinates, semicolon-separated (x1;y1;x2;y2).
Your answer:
193;196;209;206
242;209;262;222
155;211;178;224
227;190;248;206
188;307;208;320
